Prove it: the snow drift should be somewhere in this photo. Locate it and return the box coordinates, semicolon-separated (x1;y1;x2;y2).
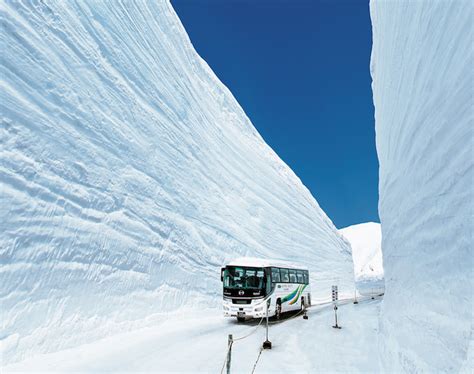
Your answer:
0;0;353;364
370;0;472;371
340;222;383;295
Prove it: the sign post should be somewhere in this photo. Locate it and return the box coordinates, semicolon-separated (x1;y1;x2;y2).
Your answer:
332;285;341;329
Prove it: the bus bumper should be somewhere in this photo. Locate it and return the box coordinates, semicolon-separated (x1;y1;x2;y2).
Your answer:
223;300;271;319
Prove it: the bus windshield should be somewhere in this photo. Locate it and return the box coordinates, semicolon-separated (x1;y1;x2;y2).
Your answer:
223;266;265;289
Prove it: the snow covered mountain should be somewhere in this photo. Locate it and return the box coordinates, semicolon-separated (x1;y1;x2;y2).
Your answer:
0;0;353;364
339;222;383;294
370;0;472;371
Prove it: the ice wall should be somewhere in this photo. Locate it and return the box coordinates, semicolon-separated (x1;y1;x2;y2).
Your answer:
370;0;472;371
0;0;353;364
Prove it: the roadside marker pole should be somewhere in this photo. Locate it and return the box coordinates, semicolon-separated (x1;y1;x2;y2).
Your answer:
353;288;359;304
263;298;272;349
332;285;341;329
332;305;341;329
227;334;232;374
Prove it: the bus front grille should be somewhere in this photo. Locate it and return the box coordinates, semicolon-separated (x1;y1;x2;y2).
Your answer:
232;299;252;304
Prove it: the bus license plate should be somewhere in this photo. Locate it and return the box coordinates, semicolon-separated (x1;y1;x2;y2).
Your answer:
237;312;245;318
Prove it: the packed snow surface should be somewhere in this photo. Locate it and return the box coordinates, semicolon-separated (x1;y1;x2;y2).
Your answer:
4;298;383;373
0;0;353;364
370;0;473;371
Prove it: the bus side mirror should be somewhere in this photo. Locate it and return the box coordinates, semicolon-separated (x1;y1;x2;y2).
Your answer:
221;267;225;282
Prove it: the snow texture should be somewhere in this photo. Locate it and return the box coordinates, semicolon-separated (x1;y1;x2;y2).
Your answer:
0;0;353;364
370;0;473;371
4;299;383;373
340;222;384;295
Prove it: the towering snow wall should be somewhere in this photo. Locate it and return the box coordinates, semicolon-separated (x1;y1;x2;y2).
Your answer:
0;0;353;364
370;0;472;371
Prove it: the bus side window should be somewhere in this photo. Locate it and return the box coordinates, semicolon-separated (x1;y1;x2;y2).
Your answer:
289;269;297;283
265;268;272;293
280;268;289;283
296;270;304;284
303;271;309;284
271;268;281;283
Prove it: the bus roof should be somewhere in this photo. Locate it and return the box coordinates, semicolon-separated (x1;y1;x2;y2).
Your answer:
226;257;308;271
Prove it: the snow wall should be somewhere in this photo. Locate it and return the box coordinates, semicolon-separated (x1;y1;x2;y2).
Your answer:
0;0;353;364
370;0;473;371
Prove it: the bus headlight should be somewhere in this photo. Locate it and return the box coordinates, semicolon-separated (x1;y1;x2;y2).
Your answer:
223;305;230;311
254;306;263;312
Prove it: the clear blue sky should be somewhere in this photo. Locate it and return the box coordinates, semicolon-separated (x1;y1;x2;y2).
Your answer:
172;0;379;229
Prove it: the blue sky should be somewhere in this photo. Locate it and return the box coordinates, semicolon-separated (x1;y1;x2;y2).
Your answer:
172;0;378;228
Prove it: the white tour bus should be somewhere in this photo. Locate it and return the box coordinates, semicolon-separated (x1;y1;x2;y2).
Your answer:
221;257;311;321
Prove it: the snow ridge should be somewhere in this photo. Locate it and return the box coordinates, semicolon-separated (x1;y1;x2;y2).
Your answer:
370;0;473;371
0;0;353;364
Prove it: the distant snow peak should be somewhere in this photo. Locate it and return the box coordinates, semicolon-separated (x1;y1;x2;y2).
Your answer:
339;223;384;296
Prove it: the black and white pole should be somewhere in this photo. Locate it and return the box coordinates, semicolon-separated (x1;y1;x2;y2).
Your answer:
303;299;308;320
332;285;341;329
263;298;272;349
227;334;233;374
353;288;358;304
